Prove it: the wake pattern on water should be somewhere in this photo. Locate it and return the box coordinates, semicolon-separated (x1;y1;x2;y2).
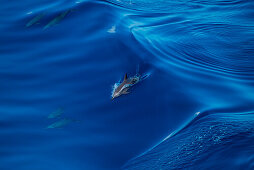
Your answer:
105;0;254;169
112;0;254;80
123;108;254;169
1;0;254;169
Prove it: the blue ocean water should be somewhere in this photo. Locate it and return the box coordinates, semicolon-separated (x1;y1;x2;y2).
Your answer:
0;0;254;169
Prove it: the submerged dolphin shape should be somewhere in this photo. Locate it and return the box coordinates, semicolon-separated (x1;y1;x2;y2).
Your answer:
26;13;44;27
43;10;70;29
47;107;64;119
112;73;142;100
47;118;72;129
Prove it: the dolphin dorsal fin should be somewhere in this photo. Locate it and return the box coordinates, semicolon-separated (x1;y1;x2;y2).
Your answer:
124;73;128;81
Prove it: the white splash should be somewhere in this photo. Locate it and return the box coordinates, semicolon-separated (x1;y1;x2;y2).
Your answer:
112;83;120;97
107;25;116;33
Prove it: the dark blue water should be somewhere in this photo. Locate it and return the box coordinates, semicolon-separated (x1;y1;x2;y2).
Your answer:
1;0;254;169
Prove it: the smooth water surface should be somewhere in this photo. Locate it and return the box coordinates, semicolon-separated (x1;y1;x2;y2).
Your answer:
1;0;254;169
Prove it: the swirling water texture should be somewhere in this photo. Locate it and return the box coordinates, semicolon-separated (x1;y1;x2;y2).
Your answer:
113;0;254;79
108;0;254;169
0;0;254;169
123;109;254;169
105;0;254;169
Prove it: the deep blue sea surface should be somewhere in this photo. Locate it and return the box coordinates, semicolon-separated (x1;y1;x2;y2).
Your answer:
1;0;254;169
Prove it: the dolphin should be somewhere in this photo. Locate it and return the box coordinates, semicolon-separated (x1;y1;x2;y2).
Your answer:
43;10;70;29
47;107;64;119
112;73;141;100
47;118;72;129
26;13;44;27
